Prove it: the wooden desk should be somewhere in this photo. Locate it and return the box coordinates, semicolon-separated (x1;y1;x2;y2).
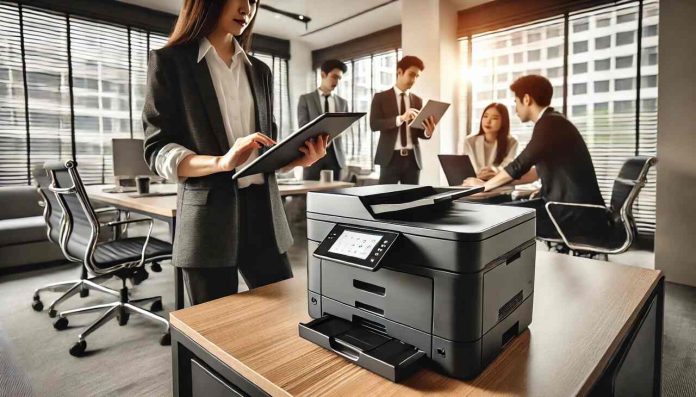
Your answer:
170;252;664;396
85;181;354;219
85;181;354;310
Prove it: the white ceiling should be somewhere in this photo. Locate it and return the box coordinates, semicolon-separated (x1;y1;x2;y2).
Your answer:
117;0;492;50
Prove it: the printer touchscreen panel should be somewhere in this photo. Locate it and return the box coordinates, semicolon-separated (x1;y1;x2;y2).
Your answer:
328;230;382;259
314;225;399;271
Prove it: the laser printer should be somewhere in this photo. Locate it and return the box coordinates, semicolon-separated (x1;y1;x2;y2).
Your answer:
299;184;536;381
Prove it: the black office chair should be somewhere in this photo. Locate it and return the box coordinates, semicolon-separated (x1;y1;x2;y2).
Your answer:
45;160;172;357
31;166;120;317
543;156;657;259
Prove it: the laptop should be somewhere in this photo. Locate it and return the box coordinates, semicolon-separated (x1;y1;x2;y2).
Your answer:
438;155;476;186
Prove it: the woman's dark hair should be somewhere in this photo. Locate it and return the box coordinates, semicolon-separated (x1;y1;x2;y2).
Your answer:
167;0;258;52
321;59;347;74
477;102;511;166
397;56;425;73
509;75;553;107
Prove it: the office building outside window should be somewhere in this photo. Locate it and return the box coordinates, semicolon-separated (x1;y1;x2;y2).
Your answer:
459;0;659;236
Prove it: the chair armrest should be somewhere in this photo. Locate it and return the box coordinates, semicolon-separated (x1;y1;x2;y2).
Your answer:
544;201;611;251
94;207;119;214
48;186;75;194
103;218;155;266
104;218;153;228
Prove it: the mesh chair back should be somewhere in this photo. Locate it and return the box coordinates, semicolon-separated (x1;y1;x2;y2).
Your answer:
32;165;63;245
45;160;100;268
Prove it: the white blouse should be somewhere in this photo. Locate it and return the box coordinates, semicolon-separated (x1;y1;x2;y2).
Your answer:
154;36;263;188
463;134;519;173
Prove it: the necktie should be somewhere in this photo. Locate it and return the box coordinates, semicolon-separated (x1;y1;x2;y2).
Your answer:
400;92;407;147
324;94;330;113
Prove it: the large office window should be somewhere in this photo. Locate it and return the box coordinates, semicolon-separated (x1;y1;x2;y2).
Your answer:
70;17;131;184
459;0;658;237
22;7;72;178
252;53;292;139
316;48;402;170
466;18;565;148
0;3;169;185
0;2;28;185
0;2;292;185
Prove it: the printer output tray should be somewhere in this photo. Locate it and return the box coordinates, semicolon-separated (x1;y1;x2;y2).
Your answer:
299;315;425;382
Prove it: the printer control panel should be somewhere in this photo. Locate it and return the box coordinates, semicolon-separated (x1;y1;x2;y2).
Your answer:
313;225;399;271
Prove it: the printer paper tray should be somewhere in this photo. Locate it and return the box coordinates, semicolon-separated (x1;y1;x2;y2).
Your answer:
299;315;425;382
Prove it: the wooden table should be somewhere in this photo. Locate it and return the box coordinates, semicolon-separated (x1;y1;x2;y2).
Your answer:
170;251;664;396
85;181;354;310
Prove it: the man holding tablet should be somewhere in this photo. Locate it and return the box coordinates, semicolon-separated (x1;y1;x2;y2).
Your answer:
370;56;438;184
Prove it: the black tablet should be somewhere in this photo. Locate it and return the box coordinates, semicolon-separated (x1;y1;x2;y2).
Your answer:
232;112;366;180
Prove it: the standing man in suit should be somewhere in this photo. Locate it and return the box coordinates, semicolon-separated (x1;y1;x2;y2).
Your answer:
370;56;437;184
297;59;349;181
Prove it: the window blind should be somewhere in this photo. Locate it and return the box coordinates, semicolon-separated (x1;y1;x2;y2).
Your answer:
22;7;72;184
459;0;659;237
253;53;292;139
130;28;148;139
0;2;28;184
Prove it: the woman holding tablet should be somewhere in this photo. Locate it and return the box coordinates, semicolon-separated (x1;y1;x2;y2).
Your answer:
463;102;518;181
143;0;327;304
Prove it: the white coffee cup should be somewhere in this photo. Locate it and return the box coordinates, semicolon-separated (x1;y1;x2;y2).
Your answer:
320;169;334;183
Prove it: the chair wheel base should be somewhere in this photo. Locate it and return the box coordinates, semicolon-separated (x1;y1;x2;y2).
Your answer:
69;341;86;357
48;309;57;318
118;313;130;326
151;262;162;272
132;269;149;285
160;332;171;346
79;288;89;298
150;300;163;312
54;317;69;331
31;300;43;312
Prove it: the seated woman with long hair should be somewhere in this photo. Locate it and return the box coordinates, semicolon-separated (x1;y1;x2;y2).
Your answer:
463;102;518;181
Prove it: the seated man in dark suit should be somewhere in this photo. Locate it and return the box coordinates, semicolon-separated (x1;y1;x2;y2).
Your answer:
464;75;606;239
297;59;349;181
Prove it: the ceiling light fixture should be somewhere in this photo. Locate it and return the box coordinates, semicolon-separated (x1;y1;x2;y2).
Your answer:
259;4;311;29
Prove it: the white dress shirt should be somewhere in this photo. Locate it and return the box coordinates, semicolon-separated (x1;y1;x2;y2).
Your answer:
317;89;336;113
393;86;414;150
154;36;264;188
535;106;550;122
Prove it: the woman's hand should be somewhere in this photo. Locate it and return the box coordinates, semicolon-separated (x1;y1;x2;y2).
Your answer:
462;177;485;187
217;132;276;172
296;134;329;167
476;166;497;181
281;134;329;171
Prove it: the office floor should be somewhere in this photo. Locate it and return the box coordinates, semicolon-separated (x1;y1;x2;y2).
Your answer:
0;221;694;396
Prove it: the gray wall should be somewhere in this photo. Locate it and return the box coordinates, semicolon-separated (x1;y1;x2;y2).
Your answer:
655;0;696;286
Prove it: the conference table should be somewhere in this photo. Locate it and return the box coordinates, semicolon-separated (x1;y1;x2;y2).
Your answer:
169;251;664;396
85;181;354;310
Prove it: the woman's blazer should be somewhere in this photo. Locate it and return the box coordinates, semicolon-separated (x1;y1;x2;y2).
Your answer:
463;134;519;174
142;42;293;269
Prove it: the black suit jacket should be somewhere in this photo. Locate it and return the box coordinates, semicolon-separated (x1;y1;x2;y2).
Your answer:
142;43;292;269
504;107;605;206
370;89;430;169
